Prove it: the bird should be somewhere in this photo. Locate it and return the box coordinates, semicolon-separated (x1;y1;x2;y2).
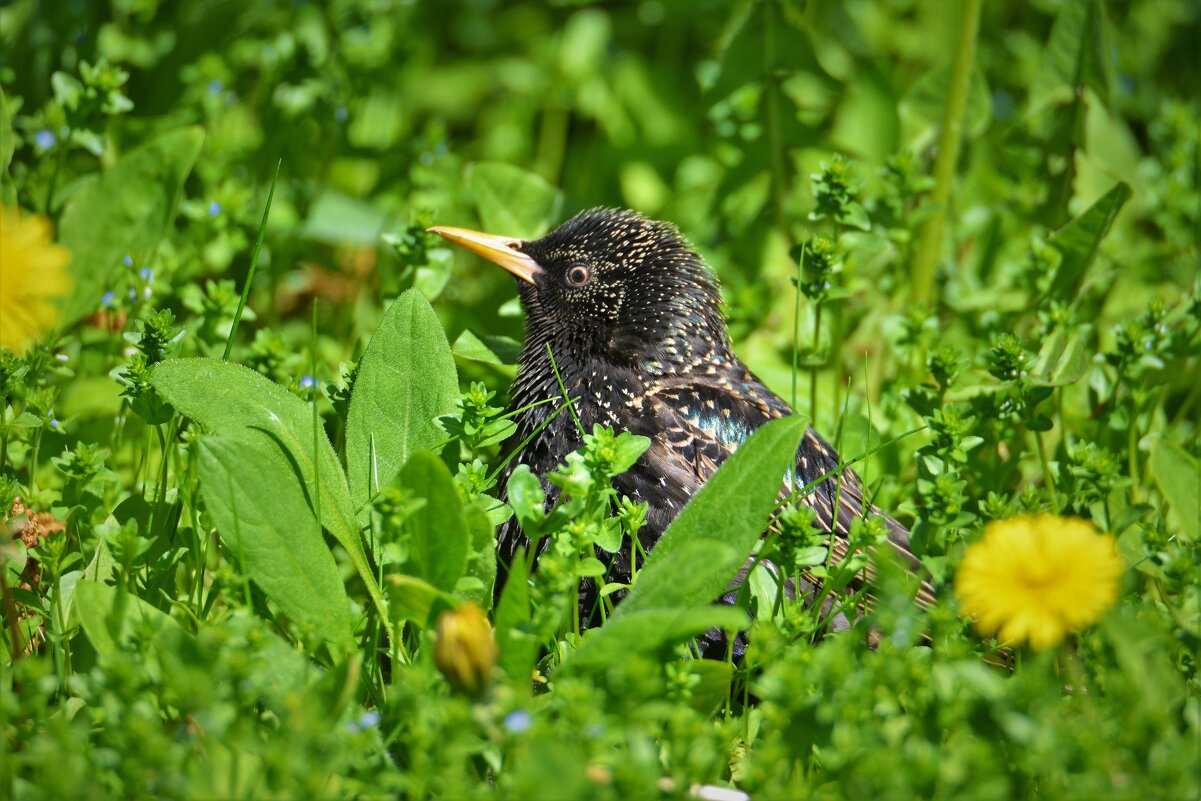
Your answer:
430;208;931;653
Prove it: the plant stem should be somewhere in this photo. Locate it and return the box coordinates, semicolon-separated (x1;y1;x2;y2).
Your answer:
223;158;281;361
28;427;42;493
791;242;806;416
810;303;823;428
910;0;982;306
762;0;790;242
1034;429;1059;512
546;343;585;438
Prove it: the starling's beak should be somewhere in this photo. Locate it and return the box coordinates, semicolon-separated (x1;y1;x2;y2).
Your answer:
427;225;543;285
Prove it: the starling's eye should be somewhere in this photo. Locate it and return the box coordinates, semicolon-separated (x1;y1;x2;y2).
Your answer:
566;264;592;287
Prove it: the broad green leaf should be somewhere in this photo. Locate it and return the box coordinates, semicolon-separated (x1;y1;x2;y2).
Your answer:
495;553;537;683
1149;438;1199;542
301;189;396;246
75;579;189;659
467;162;562;239
461;500;497;609
150;358;387;625
563;415;807;669
394;450;470;593
452;329;521;366
346;289;459;512
1029;0;1112;113
387;574;457;627
197;433;354;655
1044;182;1131;302
415;248;454;300
684;659;736;714
59;126;204;323
618;415;807;613
565;607;748;669
1031;329;1088;387
900;66;991;145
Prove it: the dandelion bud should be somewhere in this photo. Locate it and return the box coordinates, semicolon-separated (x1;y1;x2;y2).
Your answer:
434;603;497;697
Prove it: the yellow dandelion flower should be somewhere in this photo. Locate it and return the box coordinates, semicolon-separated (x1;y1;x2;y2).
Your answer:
955;514;1124;649
0;206;73;353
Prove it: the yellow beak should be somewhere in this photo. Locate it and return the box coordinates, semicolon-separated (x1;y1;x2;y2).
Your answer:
427;225;543;285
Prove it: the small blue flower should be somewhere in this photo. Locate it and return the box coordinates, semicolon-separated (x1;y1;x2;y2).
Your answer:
335;105;348;122
140;267;154;283
128;287;138;300
346;709;381;733
34;129;56;151
101;291;116;308
49;418;60;430
504;710;532;734
208;200;221;217
123;255;134;267
208;79;224;96
299;375;316;389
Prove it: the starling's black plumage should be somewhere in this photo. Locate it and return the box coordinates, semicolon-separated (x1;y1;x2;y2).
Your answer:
433;208;930;650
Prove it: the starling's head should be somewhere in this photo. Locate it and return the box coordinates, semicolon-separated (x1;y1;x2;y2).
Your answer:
431;208;729;374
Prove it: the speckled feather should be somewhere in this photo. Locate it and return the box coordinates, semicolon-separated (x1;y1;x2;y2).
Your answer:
495;208;932;643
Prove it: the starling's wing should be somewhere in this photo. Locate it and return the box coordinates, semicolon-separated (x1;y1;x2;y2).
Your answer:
629;369;936;611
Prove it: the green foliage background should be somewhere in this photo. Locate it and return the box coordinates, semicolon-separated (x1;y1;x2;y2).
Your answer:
1;1;1198;799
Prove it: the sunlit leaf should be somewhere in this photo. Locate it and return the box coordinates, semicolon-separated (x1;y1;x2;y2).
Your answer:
1149;438;1199;542
467;162;562;239
150;358;387;625
346;289;459;512
1044;182;1131;301
393;450;470;593
563;415;807;669
1029;0;1112;113
197;433;355;655
59;126;204;323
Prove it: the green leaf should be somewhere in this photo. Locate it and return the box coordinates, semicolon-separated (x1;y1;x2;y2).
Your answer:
197;434;354;655
300;189;396;246
415;248;453;300
563;416;807;669
900;65;991;145
346;289;459;512
495;552;537;684
461;501;497;610
507;464;548;538
394;450;470;593
564;607;749;669
75;579;190;659
149;358;387;626
467;162;562;239
386;574;457;627
1031;329;1089;387
1149;438;1199;542
58;126;204;323
1044;182;1131;302
452;329;522;366
1029;0;1112;113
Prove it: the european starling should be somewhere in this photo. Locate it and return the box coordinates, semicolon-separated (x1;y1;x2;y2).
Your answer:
431;208;929;649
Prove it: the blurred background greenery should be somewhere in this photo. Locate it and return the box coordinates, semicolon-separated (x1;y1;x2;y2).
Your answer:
3;0;1195;398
